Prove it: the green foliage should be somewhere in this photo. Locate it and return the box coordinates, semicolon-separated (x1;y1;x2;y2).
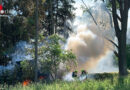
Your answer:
0;70;13;84
38;35;76;80
20;60;35;80
0;0;44;65
43;0;75;35
0;66;22;84
0;0;75;65
0;61;35;84
26;34;76;80
94;73;116;80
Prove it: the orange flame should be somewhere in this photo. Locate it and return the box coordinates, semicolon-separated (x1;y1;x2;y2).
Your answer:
22;80;31;86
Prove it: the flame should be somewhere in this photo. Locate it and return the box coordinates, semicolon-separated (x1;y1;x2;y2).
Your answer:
39;76;45;80
22;80;31;86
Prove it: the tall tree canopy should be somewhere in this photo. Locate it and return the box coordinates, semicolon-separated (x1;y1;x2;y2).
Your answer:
0;0;75;65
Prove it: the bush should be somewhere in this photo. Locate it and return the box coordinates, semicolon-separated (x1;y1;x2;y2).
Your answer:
94;73;115;80
20;60;35;81
28;34;77;80
0;60;35;85
0;69;18;85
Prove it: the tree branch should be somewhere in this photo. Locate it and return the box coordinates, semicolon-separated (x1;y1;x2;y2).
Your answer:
105;37;118;49
81;0;98;26
111;0;120;37
81;0;120;47
114;50;118;57
116;14;121;21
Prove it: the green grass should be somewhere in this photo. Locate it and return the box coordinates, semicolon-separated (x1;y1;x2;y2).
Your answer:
1;75;130;90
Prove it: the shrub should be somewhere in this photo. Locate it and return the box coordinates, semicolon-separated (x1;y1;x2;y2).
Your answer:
20;60;35;81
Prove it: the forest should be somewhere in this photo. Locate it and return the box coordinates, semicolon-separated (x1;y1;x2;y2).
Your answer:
0;0;130;90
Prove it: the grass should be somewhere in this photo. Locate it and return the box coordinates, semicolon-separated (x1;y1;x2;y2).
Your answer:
1;74;130;90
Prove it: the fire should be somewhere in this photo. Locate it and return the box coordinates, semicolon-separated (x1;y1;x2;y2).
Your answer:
22;80;31;86
39;76;45;80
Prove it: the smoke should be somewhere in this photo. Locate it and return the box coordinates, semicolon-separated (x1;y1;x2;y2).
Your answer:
63;72;75;81
88;51;118;73
65;1;118;73
127;10;130;44
11;41;33;63
0;41;33;73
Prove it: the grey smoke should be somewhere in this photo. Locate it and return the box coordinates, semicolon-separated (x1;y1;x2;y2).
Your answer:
65;1;118;73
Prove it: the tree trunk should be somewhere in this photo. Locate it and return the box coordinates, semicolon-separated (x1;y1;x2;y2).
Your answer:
55;0;58;34
118;33;127;76
111;0;129;77
34;0;38;82
118;0;129;76
50;0;54;35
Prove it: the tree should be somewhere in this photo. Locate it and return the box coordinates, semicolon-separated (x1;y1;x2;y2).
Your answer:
34;0;39;82
39;35;76;80
0;0;36;65
20;60;35;80
0;0;45;65
0;0;74;65
27;35;77;80
110;0;129;76
43;0;75;36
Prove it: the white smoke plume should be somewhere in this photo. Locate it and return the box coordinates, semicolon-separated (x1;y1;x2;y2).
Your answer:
11;41;33;63
63;72;75;81
65;1;118;73
127;10;130;44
